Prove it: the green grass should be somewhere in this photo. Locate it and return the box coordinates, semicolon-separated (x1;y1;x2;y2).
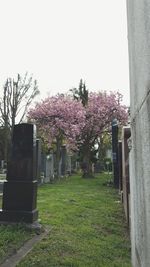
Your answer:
16;174;131;267
0;223;35;264
0;173;6;180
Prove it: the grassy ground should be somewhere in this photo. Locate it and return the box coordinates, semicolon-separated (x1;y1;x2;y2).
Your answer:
0;173;6;180
0;223;35;264
15;173;131;267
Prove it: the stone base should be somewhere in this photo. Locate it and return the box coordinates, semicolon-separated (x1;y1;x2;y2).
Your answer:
2;181;37;211
0;209;38;223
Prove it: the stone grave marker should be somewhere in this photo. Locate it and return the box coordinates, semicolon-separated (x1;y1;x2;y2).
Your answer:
112;119;119;188
118;140;123;193
36;139;41;184
121;126;131;226
61;145;67;176
0;123;38;224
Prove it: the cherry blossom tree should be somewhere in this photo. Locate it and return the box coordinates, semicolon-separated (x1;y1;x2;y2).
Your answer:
78;91;128;177
28;95;85;177
28;91;128;178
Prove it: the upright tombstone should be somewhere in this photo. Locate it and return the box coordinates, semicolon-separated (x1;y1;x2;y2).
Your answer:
44;157;51;183
61;145;67;176
49;152;54;181
112;119;119;188
1;160;4;169
45;154;53;183
118;140;123;193
36;139;41;184
0;123;38;223
67;153;72;175
122;126;131;227
41;152;46;177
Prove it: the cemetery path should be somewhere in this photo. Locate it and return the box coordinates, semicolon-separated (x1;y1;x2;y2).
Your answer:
0;174;131;267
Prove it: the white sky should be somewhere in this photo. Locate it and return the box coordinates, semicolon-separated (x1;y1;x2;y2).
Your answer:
0;0;130;105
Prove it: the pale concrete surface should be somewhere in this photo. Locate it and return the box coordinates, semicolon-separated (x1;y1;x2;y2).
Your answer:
127;0;150;266
127;0;150;116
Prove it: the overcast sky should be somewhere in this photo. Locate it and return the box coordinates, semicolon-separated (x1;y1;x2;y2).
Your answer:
0;0;130;105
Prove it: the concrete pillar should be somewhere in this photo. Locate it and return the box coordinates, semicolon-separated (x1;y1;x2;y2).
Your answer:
127;1;150;266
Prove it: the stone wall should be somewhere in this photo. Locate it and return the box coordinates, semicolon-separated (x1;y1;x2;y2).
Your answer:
126;1;150;266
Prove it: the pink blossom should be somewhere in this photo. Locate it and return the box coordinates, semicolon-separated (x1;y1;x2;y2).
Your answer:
28;95;85;148
28;91;128;150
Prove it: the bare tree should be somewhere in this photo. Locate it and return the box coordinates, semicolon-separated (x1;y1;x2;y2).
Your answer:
0;73;39;161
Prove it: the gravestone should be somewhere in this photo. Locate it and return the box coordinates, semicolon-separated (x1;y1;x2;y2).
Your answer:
36;139;41;184
94;162;103;173
45;154;53;183
41;152;46;177
121;126;131;227
48;152;54;181
0;123;38;223
1;160;4;169
118;140;123;192
67;153;72;175
61;145;67;176
112;119;119;188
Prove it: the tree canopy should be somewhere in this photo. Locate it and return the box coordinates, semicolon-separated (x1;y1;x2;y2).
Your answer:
0;73;39;161
28;90;128;177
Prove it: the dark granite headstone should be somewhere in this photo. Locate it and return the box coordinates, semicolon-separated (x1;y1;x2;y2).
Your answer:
112;119;119;188
0;123;38;223
118;140;123;192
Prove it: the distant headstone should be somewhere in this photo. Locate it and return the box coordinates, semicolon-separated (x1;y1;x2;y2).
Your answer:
112;119;119;188
122;126;131;226
67;153;72;175
118;140;123;192
1;160;4;169
61;145;67;176
49;152;54;181
45;155;51;183
36;139;41;184
41;152;46;177
94;162;103;173
0;123;38;223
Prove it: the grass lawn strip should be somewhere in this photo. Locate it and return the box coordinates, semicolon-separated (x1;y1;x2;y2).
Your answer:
17;174;131;267
0;226;51;267
0;224;35;265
